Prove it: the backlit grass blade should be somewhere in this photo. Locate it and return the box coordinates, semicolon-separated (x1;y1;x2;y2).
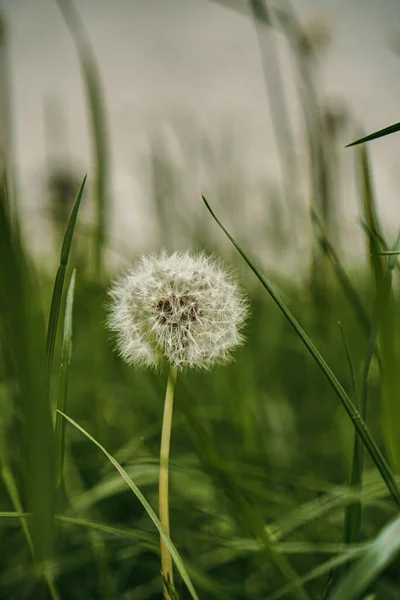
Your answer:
58;410;200;600
358;142;384;290
55;270;76;488
346;121;400;147
54;0;109;278
202;194;400;507
328;514;400;600
45;175;86;390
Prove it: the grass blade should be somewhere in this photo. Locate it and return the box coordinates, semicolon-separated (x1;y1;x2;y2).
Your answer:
358;142;384;290
346;122;400;147
357;144;400;470
54;0;109;278
45;175;86;389
328;514;400;600
202;194;400;507
247;0;298;220
55;270;76;488
1;464;34;555
58;410;200;600
342;327;377;551
0;177;54;578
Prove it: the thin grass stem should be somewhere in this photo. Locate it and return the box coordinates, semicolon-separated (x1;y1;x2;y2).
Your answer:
202;194;400;507
159;364;178;598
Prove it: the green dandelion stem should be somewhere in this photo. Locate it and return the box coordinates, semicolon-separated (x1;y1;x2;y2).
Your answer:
159;364;178;598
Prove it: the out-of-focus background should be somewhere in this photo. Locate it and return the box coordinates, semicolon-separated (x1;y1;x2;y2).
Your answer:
3;0;400;269
1;1;400;599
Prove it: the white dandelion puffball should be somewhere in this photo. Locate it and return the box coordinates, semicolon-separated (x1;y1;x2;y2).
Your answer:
107;251;248;370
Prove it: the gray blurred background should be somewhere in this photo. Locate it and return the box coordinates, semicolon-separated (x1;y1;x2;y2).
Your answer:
2;0;400;272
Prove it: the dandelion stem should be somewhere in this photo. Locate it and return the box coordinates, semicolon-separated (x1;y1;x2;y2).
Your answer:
159;364;178;598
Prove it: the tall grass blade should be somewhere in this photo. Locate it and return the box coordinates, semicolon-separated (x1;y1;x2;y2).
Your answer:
358;143;384;289
346;122;400;147
342;329;377;551
54;0;109;278
328;514;400;600
202;194;400;506
58;410;200;600
340;324;378;591
0;15;18;229
45;175;86;390
0;176;54;571
247;0;298;218
358;144;400;470
55;270;76;488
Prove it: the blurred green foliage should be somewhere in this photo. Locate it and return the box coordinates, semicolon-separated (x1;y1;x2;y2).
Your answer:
1;1;400;599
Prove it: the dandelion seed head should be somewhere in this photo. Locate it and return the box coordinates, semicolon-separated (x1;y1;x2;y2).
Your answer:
107;251;248;370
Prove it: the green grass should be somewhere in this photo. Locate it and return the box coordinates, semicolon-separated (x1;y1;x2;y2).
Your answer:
1;2;400;599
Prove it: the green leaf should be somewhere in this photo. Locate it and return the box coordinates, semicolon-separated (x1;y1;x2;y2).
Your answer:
358;143;400;471
358;143;385;290
202;194;400;507
328;514;400;600
346;122;400;147
55;269;76;488
45;176;86;386
58;410;200;600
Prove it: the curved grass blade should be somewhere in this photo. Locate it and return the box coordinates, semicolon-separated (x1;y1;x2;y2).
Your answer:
202;194;400;507
328;514;400;600
58;410;200;600
54;270;76;488
346;122;400;147
54;0;109;278
45;175;86;390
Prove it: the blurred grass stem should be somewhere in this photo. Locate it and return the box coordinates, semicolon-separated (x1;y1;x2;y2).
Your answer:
159;364;178;598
